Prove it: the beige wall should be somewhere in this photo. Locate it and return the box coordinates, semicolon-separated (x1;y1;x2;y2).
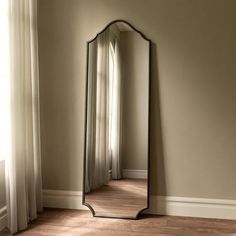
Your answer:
0;161;6;209
38;0;236;199
121;31;149;171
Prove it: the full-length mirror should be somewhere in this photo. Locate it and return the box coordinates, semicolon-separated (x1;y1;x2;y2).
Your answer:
83;20;150;219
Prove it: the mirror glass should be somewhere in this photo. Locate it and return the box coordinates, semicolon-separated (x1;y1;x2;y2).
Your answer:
83;21;150;219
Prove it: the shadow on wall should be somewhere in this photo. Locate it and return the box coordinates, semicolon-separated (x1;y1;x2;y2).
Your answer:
149;43;166;211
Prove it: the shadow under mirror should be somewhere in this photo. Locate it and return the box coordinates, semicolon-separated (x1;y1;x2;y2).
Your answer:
83;20;151;219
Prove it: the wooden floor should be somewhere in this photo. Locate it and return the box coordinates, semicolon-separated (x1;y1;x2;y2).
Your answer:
1;209;236;236
85;179;147;218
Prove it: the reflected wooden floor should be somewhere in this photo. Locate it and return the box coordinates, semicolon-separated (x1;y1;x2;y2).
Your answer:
85;179;147;218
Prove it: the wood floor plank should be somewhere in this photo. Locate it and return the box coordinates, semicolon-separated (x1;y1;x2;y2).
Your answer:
1;209;236;235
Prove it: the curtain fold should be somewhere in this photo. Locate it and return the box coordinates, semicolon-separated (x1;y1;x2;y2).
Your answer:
110;40;122;180
5;0;42;233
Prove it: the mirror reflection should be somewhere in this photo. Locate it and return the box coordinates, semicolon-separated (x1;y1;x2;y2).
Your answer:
84;21;150;219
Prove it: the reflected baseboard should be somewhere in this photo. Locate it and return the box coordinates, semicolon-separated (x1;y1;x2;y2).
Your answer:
42;190;236;220
122;169;147;179
0;206;7;231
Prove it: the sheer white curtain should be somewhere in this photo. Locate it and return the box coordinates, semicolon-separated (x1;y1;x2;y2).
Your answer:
86;31;110;192
5;0;42;233
0;0;10;163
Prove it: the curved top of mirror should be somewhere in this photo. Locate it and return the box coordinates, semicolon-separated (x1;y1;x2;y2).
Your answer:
83;20;151;220
87;19;151;44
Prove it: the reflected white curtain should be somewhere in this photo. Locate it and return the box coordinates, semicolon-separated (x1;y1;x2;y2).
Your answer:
85;30;123;192
5;0;43;233
110;40;122;180
85;31;110;192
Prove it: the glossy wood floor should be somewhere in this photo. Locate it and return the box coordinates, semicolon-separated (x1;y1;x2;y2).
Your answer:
85;178;147;218
1;209;236;236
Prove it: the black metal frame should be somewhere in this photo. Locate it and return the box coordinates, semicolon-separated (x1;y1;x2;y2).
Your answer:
82;19;151;220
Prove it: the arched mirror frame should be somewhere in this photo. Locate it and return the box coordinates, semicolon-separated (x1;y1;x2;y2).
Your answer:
82;19;151;220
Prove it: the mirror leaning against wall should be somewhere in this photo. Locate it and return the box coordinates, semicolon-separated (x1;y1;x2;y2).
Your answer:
83;20;151;219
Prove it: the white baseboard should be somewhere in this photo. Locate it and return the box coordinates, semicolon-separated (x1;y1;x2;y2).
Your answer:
122;169;147;179
42;190;236;220
145;196;236;220
0;206;7;231
43;190;87;210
